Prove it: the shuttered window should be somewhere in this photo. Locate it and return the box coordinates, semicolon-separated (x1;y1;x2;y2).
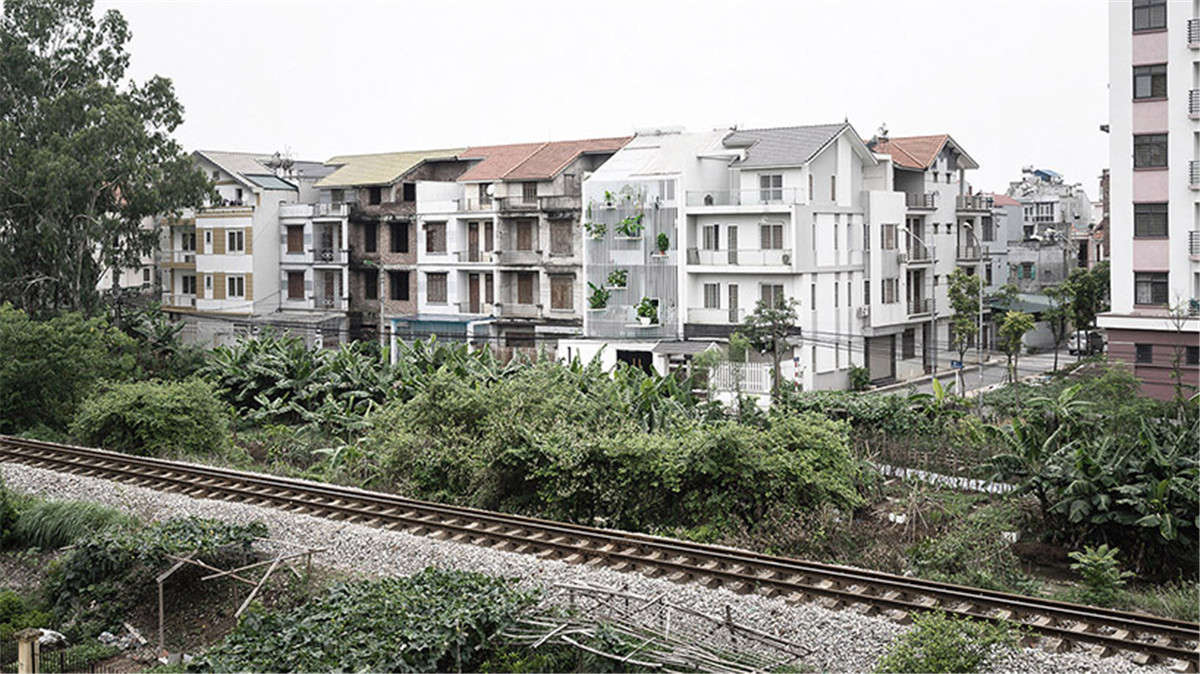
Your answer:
425;272;446;303
550;222;572;256
550;275;573;310
287;272;304;299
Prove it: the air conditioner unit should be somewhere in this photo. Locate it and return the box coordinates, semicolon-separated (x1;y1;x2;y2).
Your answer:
856;306;870;318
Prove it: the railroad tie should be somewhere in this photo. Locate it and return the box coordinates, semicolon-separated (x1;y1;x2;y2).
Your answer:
1131;653;1158;666
561;553;584;565
884;610;912;625
1169;655;1198;673
722;581;752;595
665;572;689;584
1090;644;1119;659
1040;637;1070;654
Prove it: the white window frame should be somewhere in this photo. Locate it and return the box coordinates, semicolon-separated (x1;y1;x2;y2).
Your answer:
759;174;783;202
703;283;720;309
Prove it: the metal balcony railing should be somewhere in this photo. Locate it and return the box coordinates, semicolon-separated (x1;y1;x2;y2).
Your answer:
1189;18;1200;46
1191;161;1200;188
316;296;345;311
686;248;792;266
685;188;804;207
905;192;937;210
957;245;981;260
312;248;349;264
908;298;931;316
955;194;994;212
1191;90;1200;118
1189;231;1200;256
312;202;349;217
906;243;931;262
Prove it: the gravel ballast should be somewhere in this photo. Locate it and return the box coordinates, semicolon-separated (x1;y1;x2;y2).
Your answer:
0;463;1178;674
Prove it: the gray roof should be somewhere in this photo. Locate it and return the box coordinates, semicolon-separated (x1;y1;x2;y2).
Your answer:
725;123;848;169
291;161;336;179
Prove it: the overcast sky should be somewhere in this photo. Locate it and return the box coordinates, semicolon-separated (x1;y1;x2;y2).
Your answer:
97;0;1108;195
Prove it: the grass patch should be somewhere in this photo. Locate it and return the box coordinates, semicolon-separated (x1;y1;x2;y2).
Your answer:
1121;580;1199;623
13;500;137;550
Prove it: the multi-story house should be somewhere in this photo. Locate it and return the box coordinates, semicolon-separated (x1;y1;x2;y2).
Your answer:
392;137;630;355
162;151;323;346
1101;0;1200;400
1002;168;1095;293
310;149;465;343
866;133;996;364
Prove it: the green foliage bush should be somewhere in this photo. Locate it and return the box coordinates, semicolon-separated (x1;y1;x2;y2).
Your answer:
0;589;52;639
47;517;266;633
0;475;24;548
197;567;535;673
0;304;136;434
875;612;1019;673
13;499;136;550
908;506;1030;592
1068;544;1134;607
71;379;230;457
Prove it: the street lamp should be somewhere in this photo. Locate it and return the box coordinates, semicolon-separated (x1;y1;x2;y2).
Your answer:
899;227;937;375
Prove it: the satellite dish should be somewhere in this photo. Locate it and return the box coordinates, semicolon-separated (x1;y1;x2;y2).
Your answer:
485;184;495;196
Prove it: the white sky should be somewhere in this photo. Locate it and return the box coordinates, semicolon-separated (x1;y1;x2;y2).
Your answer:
98;0;1109;195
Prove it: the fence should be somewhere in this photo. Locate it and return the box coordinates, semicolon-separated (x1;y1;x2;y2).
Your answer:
709;362;772;394
1;636;15;674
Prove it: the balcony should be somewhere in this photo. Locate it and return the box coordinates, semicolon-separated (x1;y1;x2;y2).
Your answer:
686;248;792;266
458;197;494;212
957;245;981;260
312;248;348;265
685;187;803;208
314;296;346;311
161;293;196;309
495;302;541;318
458;301;492;315
201;204;254;216
158;250;196;266
1191;90;1200;119
1189;231;1200;258
496;250;542;266
1191;161;1200;189
905;192;937;210
908;298;931;317
906;243;931;264
494;195;540;213
687;307;744;324
1190;18;1200;48
955;195;993;212
279;203;350;219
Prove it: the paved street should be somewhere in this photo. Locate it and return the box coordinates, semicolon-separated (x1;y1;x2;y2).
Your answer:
882;348;1077;397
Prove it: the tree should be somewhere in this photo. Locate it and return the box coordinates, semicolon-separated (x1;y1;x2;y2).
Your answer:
740;296;800;401
997;310;1035;410
0;0;213;317
1042;284;1072;372
1065;262;1109;334
947;267;982;393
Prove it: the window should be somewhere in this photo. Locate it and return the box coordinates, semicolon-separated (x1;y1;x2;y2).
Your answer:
227;275;245;298
211;169;220;181
390;222;409;253
703;283;720;309
881;223;897;250
1134;271;1168;305
204;275;212;292
759;174;783;202
425;222;446;253
760;284;784;308
286;226;303;253
1133;0;1166;31
902;329;916;359
364;223;377;253
1136;343;1153;364
181;232;196;251
550;275;573;310
863;223;870;251
760;222;783;249
945;173;951;185
368;186;382;205
515;220;535;251
702;224;720;250
1134;134;1167;168
1187;346;1199;366
181;275;196;295
522;182;538;203
402;182;416;202
1020;262;1036;280
287;271;305;300
425;272;446;303
479;183;492;207
833;217;839;250
517;272;535;304
882;278;899;304
389;271;409;301
1134;203;1168;237
227;230;244;253
980;216;994;242
1133;64;1167;100
985;263;994;286
550;221;572;256
330;189;345;204
830;175;837;201
807;173;814;201
363;270;378;300
833;278;839;307
863;280;870;305
485;273;494;303
484;222;494;251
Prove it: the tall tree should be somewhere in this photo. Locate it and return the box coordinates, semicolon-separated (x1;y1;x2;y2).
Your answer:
0;0;212;317
740;295;800;401
947;267;982;393
998;310;1035;410
1042;284;1072;372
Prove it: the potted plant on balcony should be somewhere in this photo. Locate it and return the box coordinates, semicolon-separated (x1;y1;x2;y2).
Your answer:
583;220;606;240
615;214;644;238
603;191;616;208
655;232;669;255
588;283;611;310
606;269;628;289
636;297;658;325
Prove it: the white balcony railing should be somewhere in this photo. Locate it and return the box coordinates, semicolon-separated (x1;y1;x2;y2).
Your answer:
495;302;541;318
709;362;772;394
158;250;196;264
1189;231;1200;257
1191;161;1200;189
687;307;745;324
905;192;937;210
955;195;993;211
161;293;196;308
315;296;346;311
1189;18;1200;47
685;188;804;207
686;248;792;266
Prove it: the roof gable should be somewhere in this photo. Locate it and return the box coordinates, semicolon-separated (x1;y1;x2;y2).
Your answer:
316;149;464;188
869;134;979;171
724;123;853;169
457;136;632;182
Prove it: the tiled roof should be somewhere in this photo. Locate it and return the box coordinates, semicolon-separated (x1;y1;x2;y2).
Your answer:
316;149;464;188
990;193;1021;207
195;151;304;192
724;123;848;168
457;137;632;182
869;135;950;170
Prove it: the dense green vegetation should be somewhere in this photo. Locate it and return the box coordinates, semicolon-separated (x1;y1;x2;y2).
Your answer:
71;379;230;458
875;612;1019;674
196;568;535;673
13;499;137;550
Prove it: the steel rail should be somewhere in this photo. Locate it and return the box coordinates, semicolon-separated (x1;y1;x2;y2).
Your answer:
1;435;1196;670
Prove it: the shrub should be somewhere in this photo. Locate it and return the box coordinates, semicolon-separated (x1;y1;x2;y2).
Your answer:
0;475;23;548
1068;544;1134;607
908;505;1030;593
197;568;535;673
0;305;136;434
71;379;230;457
13;500;137;550
875;612;1019;673
0;589;52;639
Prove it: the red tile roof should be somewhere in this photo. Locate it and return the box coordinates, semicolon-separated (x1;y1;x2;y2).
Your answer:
457;136;632;182
869;135;949;170
990;193;1021;207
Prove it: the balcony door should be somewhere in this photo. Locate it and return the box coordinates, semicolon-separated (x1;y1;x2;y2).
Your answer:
727;226;738;265
516;220;534;251
323;272;336;307
517;272;534;305
468;222;480;262
728;284;739;324
468;273;481;313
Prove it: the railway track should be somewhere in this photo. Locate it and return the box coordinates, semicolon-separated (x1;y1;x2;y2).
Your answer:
2;435;1196;671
